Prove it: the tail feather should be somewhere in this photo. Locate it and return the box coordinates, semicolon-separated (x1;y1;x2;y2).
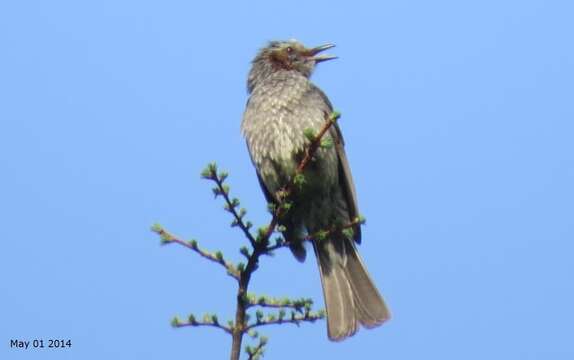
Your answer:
314;240;358;341
343;239;391;328
314;237;390;341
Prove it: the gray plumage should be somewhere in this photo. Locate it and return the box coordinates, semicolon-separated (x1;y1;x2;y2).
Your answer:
241;40;390;341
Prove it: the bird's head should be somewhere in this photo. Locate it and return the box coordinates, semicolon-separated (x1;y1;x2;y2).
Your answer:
247;40;336;92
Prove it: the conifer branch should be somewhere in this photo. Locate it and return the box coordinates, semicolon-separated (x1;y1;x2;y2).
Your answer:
245;336;267;360
153;111;363;360
245;309;326;331
202;164;257;248
245;294;314;312
151;224;240;281
171;314;232;335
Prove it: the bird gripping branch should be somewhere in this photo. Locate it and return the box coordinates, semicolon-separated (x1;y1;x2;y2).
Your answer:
241;40;390;341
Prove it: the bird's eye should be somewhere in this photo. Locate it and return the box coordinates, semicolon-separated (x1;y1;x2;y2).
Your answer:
286;47;293;53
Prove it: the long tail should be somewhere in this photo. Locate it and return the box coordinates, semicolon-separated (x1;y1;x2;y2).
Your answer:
313;237;390;341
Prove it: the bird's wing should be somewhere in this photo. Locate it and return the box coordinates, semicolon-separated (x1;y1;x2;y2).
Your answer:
310;85;362;243
333;124;362;243
256;171;276;205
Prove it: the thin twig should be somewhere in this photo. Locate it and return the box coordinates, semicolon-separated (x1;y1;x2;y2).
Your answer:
154;226;240;281
245;295;314;312
264;216;364;253
208;169;258;248
172;318;233;335
245;312;325;331
303;216;365;242
296;111;340;173
246;336;267;360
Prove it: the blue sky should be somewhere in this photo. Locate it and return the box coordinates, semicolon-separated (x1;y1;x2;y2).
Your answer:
1;1;573;359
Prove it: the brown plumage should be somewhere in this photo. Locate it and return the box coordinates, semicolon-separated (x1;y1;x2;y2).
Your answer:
241;40;390;340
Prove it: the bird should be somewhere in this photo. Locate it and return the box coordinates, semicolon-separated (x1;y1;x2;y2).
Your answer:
241;40;390;341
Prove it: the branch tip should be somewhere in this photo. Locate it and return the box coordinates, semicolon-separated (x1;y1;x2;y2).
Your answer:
329;110;341;122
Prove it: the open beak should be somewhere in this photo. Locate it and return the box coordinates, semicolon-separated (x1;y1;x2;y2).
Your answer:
308;43;337;63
